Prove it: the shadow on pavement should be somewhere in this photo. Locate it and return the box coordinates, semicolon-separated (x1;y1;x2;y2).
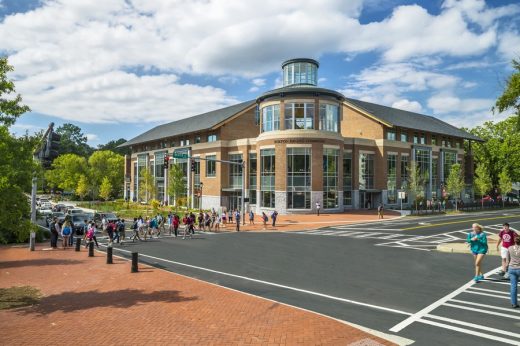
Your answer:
0;258;83;269
21;289;197;315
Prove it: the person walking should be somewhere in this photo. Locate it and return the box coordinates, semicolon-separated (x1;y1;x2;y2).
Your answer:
113;219;121;244
467;223;488;282
106;220;115;244
49;217;58;249
235;209;240;232
508;236;520;308
316;202;321;216
61;219;72;249
262;212;268;230
172;214;179;237
271;210;278;227
249;209;255;225
377;203;384;219
131;218;141;242
497;222;517;279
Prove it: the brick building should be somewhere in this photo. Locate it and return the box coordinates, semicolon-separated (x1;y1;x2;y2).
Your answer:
120;58;482;214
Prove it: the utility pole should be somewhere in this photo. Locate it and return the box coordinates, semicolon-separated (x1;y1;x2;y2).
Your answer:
242;160;246;225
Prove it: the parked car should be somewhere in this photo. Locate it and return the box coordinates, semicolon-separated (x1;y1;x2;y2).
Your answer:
70;214;88;235
94;212;118;229
53;204;67;212
46;212;65;227
67;208;84;215
40;201;52;210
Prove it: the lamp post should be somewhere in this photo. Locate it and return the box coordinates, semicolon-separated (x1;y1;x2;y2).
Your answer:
199;182;203;212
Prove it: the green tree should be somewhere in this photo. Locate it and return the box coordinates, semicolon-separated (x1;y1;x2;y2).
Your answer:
97;138;130;156
76;174;89;201
498;168;513;207
88;150;124;198
0;57;31;127
168;163;186;210
138;167;156;203
407;163;429;211
45;154;88;192
446;163;465;211
0;57;35;243
473;163;492;208
55;123;93;157
494;59;520;130
99;176;112;201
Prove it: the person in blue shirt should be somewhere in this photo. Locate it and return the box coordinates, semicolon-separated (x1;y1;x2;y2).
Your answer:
467;223;488;282
235;209;240;232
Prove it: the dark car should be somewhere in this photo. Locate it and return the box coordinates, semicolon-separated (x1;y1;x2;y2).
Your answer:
70;214;88;235
53;204;67;212
94;212;118;229
46;211;65;227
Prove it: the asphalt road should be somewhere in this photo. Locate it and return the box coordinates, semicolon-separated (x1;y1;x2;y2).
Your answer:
99;209;520;345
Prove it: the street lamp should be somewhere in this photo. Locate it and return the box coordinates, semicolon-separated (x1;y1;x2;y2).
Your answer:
199;182;203;212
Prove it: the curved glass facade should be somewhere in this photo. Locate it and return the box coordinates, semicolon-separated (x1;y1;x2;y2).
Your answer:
319;104;339;132
283;62;318;86
261;105;280;132
284;102;314;130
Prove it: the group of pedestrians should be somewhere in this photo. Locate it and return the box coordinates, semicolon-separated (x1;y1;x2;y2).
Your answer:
467;222;520;308
48;216;73;249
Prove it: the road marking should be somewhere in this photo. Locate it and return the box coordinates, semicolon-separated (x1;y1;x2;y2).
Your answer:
463;290;509;300
443;302;520;319
402;214;520;230
417;319;520;345
469;286;509;295
389;267;499;333
425;314;520;340
482;279;510;285
102;245;412;317
450;298;520;314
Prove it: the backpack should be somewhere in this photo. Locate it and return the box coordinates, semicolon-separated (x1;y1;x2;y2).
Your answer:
118;222;125;232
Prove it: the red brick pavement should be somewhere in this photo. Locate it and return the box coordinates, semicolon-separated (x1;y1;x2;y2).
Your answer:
0;246;396;346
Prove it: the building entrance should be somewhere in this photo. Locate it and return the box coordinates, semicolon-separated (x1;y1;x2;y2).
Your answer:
360;191;381;209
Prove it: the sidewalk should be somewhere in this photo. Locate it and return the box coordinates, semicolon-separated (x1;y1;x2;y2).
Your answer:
217;210;401;233
0;246;399;346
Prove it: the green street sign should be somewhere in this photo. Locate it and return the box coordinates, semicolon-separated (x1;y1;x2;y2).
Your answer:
172;152;188;159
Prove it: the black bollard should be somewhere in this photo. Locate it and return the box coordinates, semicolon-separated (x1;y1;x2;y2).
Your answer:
88;241;94;257
106;246;113;264
131;252;138;273
75;238;81;252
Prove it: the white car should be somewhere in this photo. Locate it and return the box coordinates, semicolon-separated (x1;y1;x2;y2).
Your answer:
67;208;84;215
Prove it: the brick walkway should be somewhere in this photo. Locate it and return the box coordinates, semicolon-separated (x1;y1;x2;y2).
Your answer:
216;210;401;232
0;246;396;346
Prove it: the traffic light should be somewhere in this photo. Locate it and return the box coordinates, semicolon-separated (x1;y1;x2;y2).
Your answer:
190;159;196;172
163;155;169;170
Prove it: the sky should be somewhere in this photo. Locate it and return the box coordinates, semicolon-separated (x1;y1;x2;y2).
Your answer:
1;0;519;147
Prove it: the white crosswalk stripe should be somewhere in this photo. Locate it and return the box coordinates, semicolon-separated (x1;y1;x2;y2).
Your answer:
391;267;520;344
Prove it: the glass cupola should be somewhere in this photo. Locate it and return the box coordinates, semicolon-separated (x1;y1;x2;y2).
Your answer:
282;58;319;87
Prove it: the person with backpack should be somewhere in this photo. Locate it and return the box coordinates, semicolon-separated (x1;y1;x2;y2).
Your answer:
85;222;95;248
271;210;278;227
262;212;268;230
106;220;115;244
61;218;72;249
377;203;384;219
172;214;179;237
113;219;121;244
49;217;58;249
249;209;255;225
131;217;141;242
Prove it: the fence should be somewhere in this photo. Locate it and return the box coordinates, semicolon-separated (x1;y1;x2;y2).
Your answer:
409;200;520;215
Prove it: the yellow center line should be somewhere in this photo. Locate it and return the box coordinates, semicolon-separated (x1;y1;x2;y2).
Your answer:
402;214;520;230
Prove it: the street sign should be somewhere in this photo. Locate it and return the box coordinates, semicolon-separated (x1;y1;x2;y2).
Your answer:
172;152;188;159
398;191;406;199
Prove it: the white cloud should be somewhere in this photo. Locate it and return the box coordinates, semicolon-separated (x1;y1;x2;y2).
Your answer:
498;31;520;61
251;78;266;87
248;86;259;93
391;99;423;113
85;133;99;142
427;94;493;115
0;0;517;124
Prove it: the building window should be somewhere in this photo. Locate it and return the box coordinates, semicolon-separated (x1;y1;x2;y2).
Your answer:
170;141;175;148
261;105;280;132
432;157;439;199
446;138;452;148
401;133;408;142
284;62;317;86
249;153;257;205
229;154;243;189
343;152;352;206
207;134;217;142
260;149;275;208
443;151;457;183
431;136;437;146
414;148;431;199
193;160;200;186
456;141;461;148
323;148;339;208
319;104;339;132
154;152;166;178
180;140;184;147
255;105;260;125
287;147;311;209
285;103;314;130
413;133;419;144
387;154;397;204
186;139;190;146
387;131;396;141
420;133;426;145
195;136;201;144
133;162;137;200
400;155;409;188
359;153;374;190
206;155;216;177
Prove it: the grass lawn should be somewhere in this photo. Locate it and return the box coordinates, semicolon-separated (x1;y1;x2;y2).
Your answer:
0;286;41;310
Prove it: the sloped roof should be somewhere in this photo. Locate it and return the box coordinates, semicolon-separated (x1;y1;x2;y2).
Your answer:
120;100;256;147
344;98;483;142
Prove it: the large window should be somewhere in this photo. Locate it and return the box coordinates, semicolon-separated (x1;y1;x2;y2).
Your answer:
287;148;311;209
319;104;339;132
249;153;257;205
387;131;396;141
207;134;217;142
154;152;166;178
133;162;137;200
260;149;275;208
432;157;439;199
401;133;408;142
283;62;317;86
261;105;280;132
206;155;216;177
387;154;397;204
443;151;457;183
323;148;339;208
400;155;409;189
414;148;431;199
229;154;243;188
343;152;352;206
285;103;314;130
359;153;374;190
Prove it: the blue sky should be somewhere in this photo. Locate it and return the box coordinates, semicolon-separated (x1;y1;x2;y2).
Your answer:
1;0;519;146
